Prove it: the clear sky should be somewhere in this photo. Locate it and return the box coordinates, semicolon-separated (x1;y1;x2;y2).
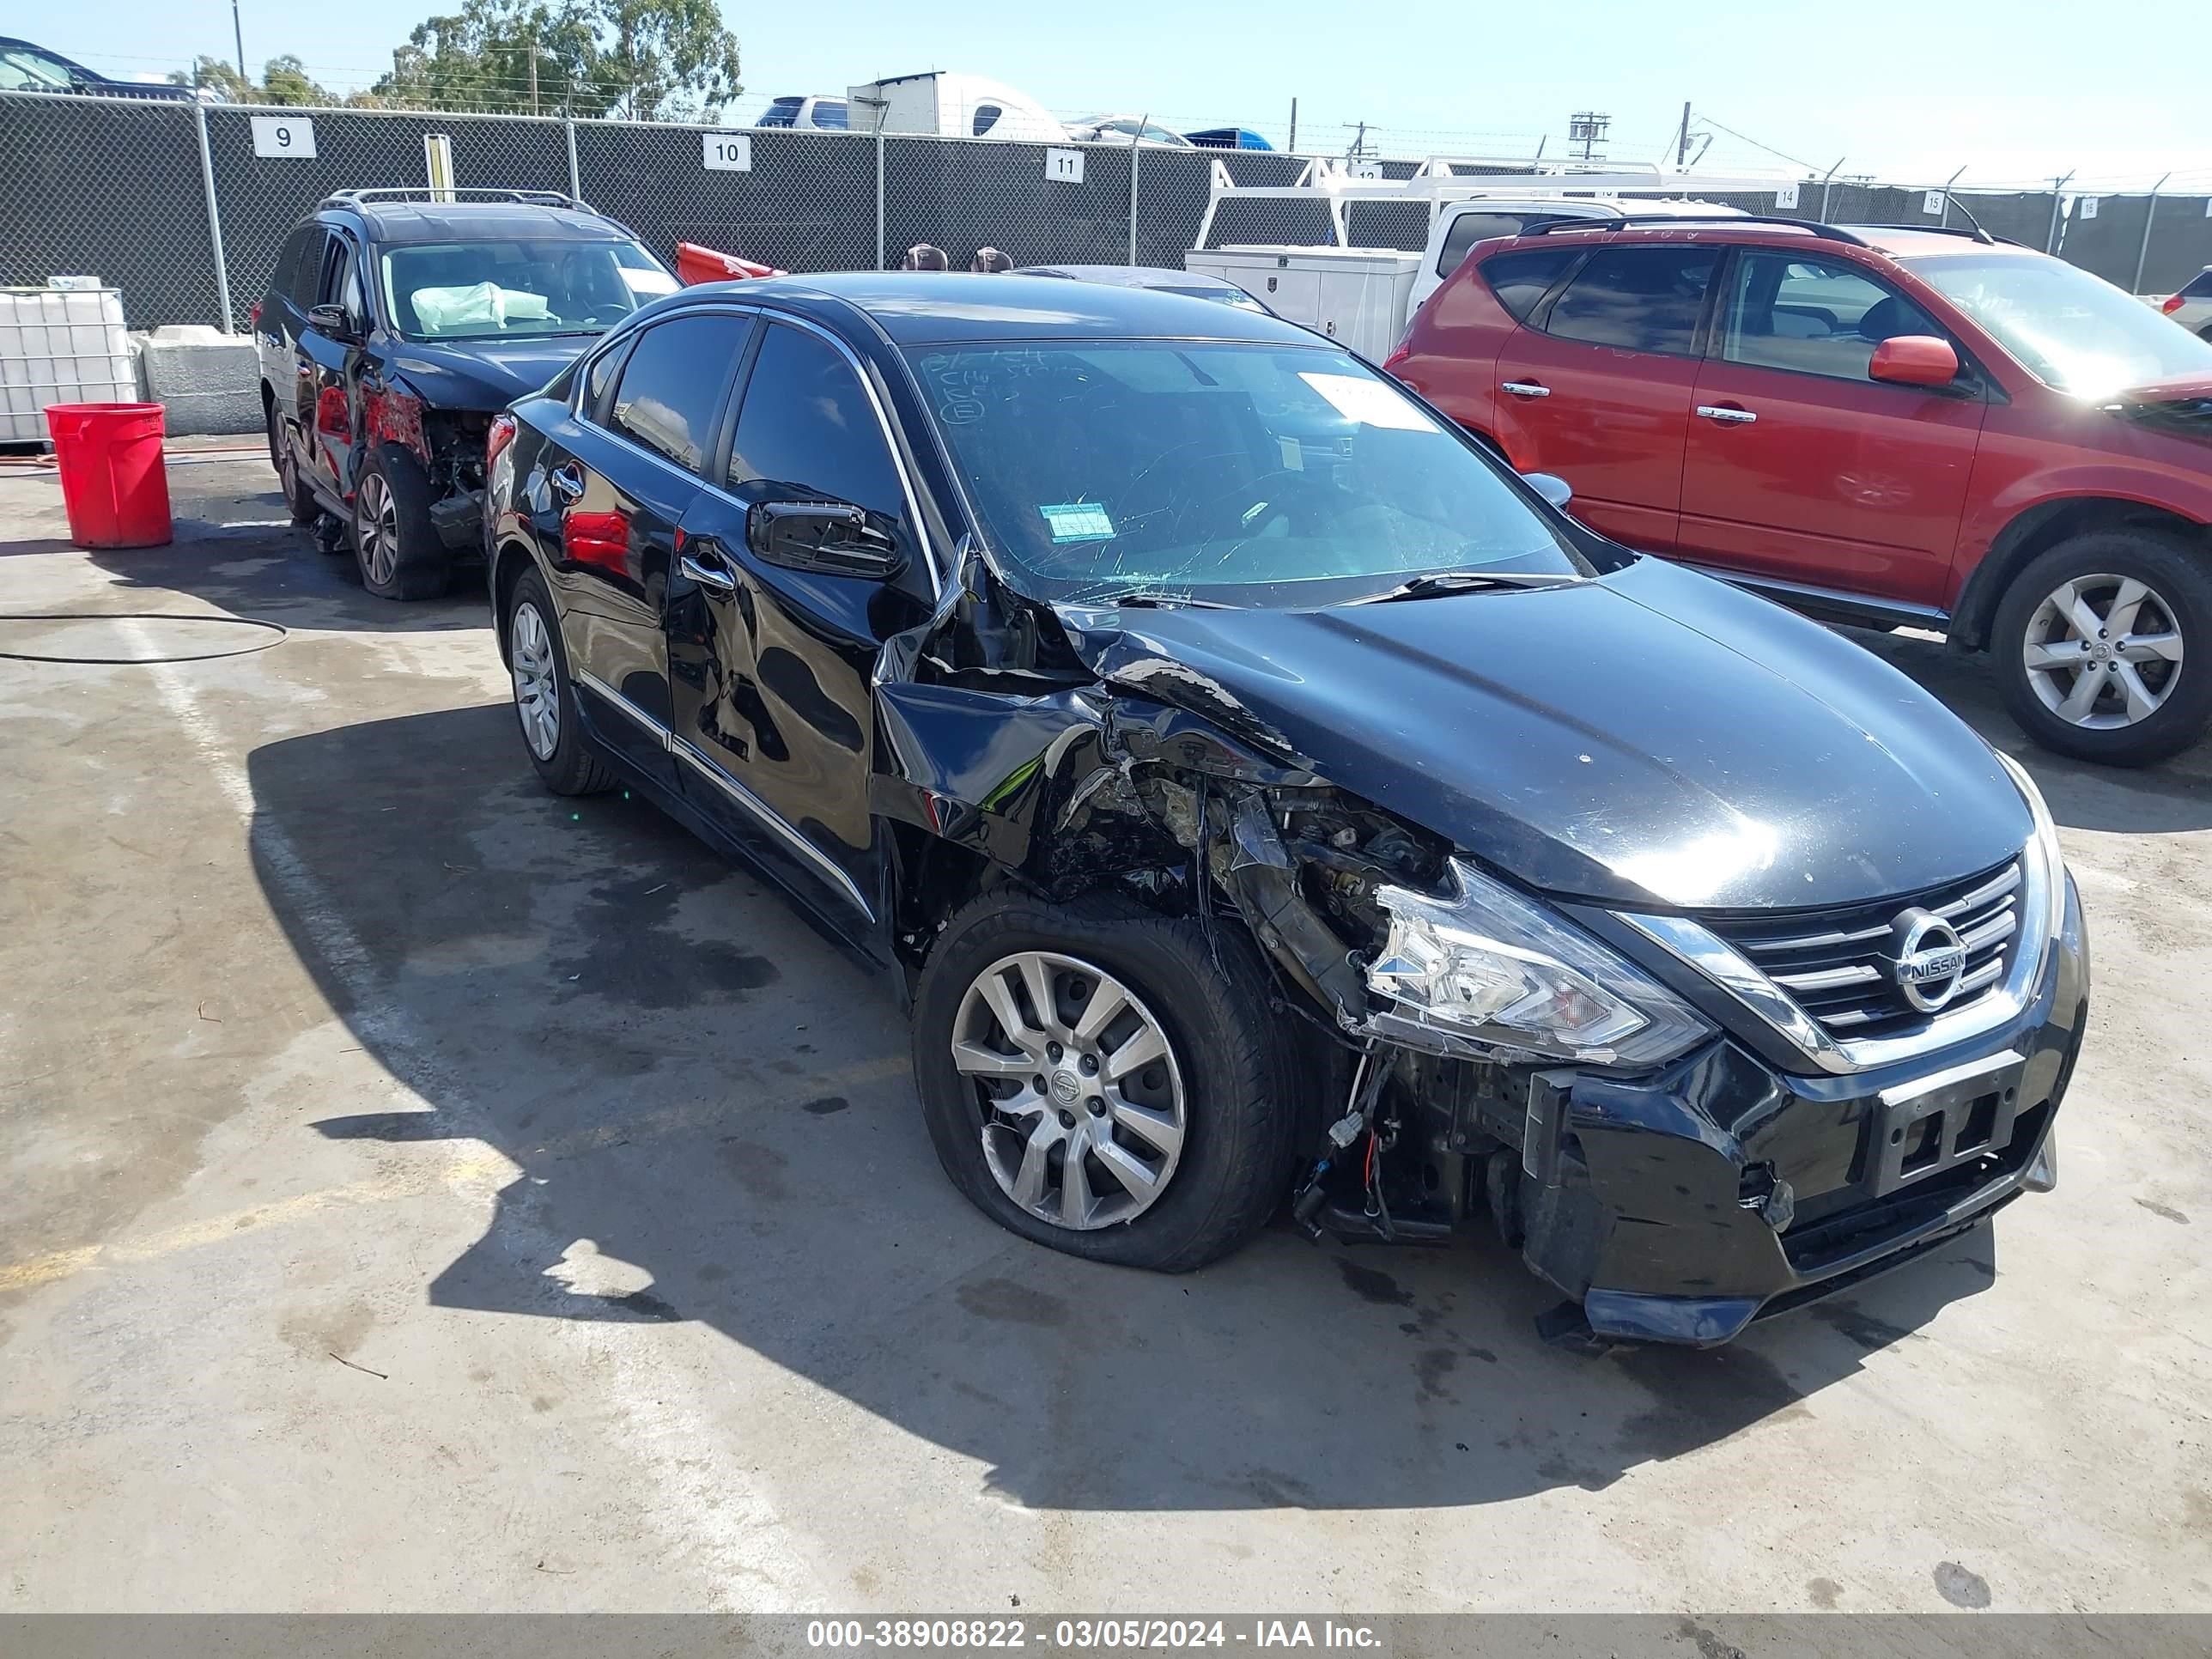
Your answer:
40;0;2211;191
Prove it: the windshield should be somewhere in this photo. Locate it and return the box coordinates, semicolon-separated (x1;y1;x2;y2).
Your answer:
1913;253;2212;397
378;239;678;342
911;339;1595;607
0;46;76;90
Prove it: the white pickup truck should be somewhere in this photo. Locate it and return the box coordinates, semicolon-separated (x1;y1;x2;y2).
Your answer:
1184;158;1762;358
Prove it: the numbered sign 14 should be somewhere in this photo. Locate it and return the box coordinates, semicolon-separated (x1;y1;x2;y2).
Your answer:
703;133;752;172
1045;148;1085;185
251;116;316;159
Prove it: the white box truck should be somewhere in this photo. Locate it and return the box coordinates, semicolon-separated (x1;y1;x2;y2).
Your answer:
845;72;1067;143
1182;246;1420;362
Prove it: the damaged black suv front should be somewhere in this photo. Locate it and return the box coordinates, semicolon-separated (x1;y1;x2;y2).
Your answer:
889;313;2086;1347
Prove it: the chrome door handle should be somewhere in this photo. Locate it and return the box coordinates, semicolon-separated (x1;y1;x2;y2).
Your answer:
678;553;737;594
548;462;586;501
1501;380;1551;398
1695;404;1758;424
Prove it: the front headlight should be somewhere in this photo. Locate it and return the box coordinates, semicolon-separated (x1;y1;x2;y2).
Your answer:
1992;748;2067;943
1365;858;1713;1067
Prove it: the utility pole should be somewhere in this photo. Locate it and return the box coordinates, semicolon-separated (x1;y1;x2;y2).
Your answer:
231;0;246;80
1568;111;1610;162
1675;101;1691;168
529;38;538;115
1287;97;1297;154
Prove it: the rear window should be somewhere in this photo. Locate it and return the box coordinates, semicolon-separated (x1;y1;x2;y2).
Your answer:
1543;245;1722;356
1478;246;1578;322
758;97;802;127
1438;210;1584;277
2182;269;2212;299
811;99;848;130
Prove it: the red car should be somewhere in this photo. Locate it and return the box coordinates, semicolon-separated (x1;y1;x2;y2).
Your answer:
1387;217;2212;765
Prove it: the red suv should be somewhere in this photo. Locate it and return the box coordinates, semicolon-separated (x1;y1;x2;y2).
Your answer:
1388;217;2212;765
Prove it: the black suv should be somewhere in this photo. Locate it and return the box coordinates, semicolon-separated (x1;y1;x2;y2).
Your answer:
254;189;675;599
486;274;2086;1348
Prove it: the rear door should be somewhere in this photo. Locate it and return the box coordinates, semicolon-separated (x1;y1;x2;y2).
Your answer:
282;228;335;459
667;318;937;937
301;232;370;503
533;307;756;785
1490;240;1723;550
1678;249;1988;608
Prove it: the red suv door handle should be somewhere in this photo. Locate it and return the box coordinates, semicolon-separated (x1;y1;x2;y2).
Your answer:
1695;403;1758;425
1502;380;1551;399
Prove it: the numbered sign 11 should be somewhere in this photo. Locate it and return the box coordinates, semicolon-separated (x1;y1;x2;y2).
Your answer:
1045;148;1085;185
251;116;316;159
703;133;752;172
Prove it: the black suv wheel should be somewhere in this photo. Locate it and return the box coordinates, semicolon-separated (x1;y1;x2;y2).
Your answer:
1993;529;2210;766
352;444;449;601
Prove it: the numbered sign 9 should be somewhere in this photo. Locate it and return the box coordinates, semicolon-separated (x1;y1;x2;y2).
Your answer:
250;116;317;159
703;133;752;172
1044;148;1085;185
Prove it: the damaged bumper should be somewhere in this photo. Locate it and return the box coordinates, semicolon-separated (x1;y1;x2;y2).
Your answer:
1511;875;2087;1346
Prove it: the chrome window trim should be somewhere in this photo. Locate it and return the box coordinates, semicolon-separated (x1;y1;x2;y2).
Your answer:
573;667;875;921
1619;827;2056;1078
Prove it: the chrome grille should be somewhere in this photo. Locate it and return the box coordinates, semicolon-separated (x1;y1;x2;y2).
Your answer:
1701;859;2023;1038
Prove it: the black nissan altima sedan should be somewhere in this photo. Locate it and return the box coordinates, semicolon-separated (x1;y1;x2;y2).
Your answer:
483;273;2087;1348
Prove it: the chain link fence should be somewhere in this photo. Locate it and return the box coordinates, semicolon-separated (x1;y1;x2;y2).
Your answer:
3;89;2209;332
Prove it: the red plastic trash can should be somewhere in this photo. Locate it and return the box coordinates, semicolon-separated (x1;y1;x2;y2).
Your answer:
45;402;173;550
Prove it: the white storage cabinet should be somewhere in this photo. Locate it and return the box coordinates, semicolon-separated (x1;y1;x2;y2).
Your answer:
1183;246;1422;362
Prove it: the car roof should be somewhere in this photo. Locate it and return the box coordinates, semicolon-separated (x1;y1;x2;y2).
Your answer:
712;271;1311;345
331;200;635;244
1495;218;2049;263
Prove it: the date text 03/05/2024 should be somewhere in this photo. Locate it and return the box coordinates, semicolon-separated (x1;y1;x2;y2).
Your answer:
805;1620;1383;1650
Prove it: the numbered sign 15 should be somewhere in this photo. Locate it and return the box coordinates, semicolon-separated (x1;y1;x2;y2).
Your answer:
250;116;316;159
1044;147;1085;185
703;133;752;172
1922;189;1946;216
2080;196;2099;220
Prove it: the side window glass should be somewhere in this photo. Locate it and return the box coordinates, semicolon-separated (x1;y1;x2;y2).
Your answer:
609;312;752;477
727;324;906;540
270;229;308;302
1544;246;1721;355
583;340;628;418
337;252;365;324
1477;246;1579;321
289;231;331;305
1719;252;1948;381
1439;212;1544;277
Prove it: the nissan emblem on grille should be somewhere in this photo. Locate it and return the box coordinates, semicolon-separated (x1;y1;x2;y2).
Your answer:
1886;909;1970;1013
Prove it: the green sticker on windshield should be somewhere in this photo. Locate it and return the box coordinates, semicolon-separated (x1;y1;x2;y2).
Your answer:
1040;502;1115;543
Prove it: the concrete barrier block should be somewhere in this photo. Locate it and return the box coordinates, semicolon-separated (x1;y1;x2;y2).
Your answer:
134;326;260;437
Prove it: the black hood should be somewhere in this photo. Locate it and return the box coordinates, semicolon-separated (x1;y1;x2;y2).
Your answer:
386;338;593;410
1054;557;2031;913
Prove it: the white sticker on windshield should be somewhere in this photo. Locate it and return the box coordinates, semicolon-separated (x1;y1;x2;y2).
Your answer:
1297;373;1438;432
1040;501;1115;543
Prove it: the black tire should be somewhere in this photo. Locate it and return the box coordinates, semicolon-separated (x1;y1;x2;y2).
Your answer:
271;408;319;526
1991;529;2212;767
352;444;450;601
505;566;617;796
911;890;1310;1272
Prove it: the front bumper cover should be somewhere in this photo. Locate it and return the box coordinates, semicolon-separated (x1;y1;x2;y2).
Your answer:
1512;873;2087;1346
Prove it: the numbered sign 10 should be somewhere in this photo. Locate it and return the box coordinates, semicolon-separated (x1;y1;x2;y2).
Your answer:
1045;148;1085;185
251;116;316;159
703;133;752;172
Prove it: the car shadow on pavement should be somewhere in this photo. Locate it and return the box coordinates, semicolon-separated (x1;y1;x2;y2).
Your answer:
251;703;2002;1513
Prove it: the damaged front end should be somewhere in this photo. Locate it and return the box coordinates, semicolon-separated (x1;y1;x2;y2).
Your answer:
870;568;2083;1348
363;379;492;550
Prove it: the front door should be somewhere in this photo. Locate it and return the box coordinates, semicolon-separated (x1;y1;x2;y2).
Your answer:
1677;249;1989;608
538;308;754;783
1490;241;1723;550
666;319;935;938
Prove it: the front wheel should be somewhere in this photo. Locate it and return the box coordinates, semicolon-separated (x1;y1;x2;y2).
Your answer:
353;445;449;601
911;890;1310;1272
1992;530;2210;767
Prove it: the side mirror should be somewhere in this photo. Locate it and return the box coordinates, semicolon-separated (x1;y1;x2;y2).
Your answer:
1522;471;1573;510
1868;334;1959;388
307;302;362;345
746;498;903;578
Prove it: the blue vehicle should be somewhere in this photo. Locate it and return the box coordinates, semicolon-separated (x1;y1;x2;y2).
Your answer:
1184;127;1273;150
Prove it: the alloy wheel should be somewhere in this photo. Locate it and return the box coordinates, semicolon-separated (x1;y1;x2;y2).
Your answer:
951;951;1187;1231
2021;573;2185;730
509;601;562;761
356;472;400;587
